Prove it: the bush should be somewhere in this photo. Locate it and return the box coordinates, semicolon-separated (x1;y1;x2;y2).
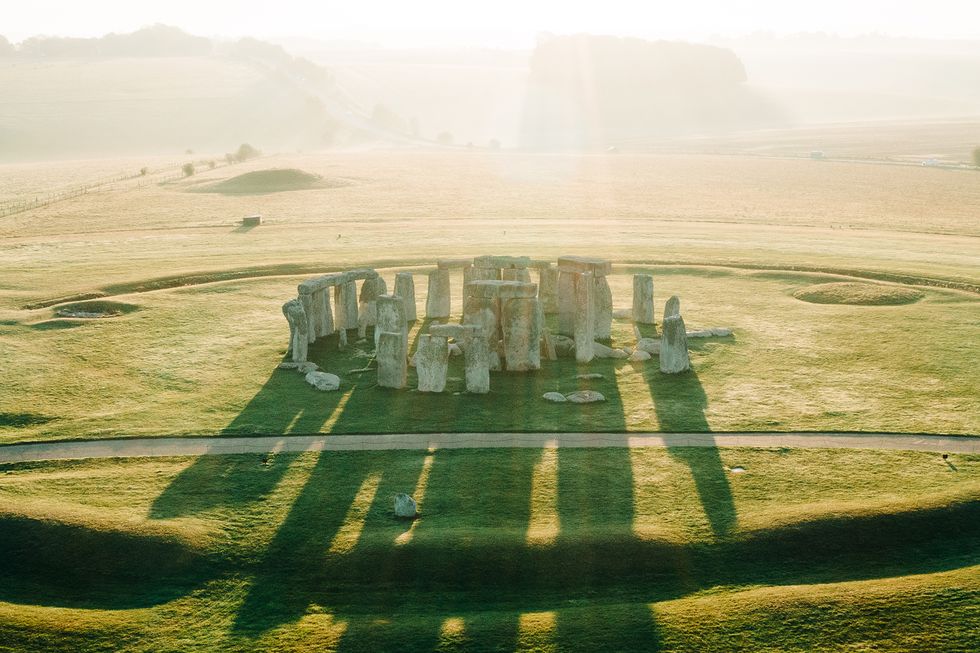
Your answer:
139;167;148;176
973;146;980;168
234;143;261;162
182;163;195;177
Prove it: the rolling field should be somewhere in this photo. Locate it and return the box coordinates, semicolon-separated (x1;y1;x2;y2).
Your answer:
0;145;978;650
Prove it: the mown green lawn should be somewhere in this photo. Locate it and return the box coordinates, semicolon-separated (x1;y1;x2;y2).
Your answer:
0;447;977;651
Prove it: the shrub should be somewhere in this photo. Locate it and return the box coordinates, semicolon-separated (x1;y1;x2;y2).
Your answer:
182;163;195;177
139;167;148;176
973;146;980;168
234;143;261;162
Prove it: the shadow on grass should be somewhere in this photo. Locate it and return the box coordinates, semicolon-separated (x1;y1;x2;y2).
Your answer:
646;367;737;538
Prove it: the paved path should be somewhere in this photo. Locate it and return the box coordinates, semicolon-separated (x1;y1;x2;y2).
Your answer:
0;432;976;464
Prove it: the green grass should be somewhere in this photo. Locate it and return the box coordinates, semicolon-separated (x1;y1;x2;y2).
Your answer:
0;447;977;651
793;282;925;306
194;169;338;195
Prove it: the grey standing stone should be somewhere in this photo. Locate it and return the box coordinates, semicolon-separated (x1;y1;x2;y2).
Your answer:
394;272;417;322
464;336;491;394
426;268;451;319
463;295;502;345
394;493;418;518
317;289;335;337
502;297;542;371
282;298;309;363
539;267;560;314
557;269;577;336
574;272;595;363
416;334;449;392
375;295;407;351
633;274;655;324
660;314;691;374
377;331;408;388
358;276;386;330
593;275;613;340
664;295;681;320
502;268;532;283
299;292;316;344
335;280;358;333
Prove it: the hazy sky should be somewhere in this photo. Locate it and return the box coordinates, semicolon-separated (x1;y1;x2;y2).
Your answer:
4;0;980;45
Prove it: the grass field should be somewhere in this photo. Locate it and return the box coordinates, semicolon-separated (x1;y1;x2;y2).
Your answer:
0;447;977;651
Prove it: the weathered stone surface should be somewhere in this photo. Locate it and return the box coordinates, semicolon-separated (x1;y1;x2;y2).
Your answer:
438;258;472;269
660;315;690;374
299;292;316;344
530;259;554;270
358;277;385;337
467;266;500;281
298;272;347;294
394;272;417;322
305;371;340;391
298;361;319;374
426;268;451;319
278;361;301;370
543;392;567;402
416;334;449;392
377;331;408;388
502;297;542;371
557;270;577;335
394;493;418;518
664;295;681;320
557;256;612;276
282;298;309;362
538;267;560;314
465;280;536;300
448;342;463;357
551;334;576;358
429;323;479;339
462;296;501;344
464;336;491;394
576;373;604;380
375;295;407;350
593;275;613;340
348;268;380;281
687;327;734;338
565;390;606;403
612;308;632;319
473;255;531;269
502;268;532;283
317;289;335;337
711;327;733;337
335;281;358;332
632;274;655;324
593;342;628;359
636;338;661;354
629;349;652;362
541;327;558;361
574;272;596;363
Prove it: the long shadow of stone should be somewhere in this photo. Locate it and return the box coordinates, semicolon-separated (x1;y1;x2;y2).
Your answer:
151;333;351;519
645;367;737;538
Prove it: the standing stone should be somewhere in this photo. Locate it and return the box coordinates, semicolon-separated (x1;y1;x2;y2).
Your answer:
426;268;451;319
593;275;613;340
502;268;532;283
574;272;595;363
633;275;655;324
377;331;408;388
557;270;577;336
660;314;690;374
463;295;502;346
317;289;335;337
539;267;560;314
394;493;418;518
335;280;358;333
469;266;500;282
375;295;407;351
464;335;491;394
359;276;385;324
298;292;316;344
282;298;309;363
664;295;681;320
502;297;542;371
416;334;449;392
394;272;417;322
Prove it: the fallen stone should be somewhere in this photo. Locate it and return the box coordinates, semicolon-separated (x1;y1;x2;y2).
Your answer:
565;390;606;403
305;371;340;391
297;361;319;374
551;334;576;357
394;493;418;518
543;392;567;403
628;349;652;362
576;373;604;380
711;327;733;337
636;338;661;354
593;342;628;359
277;361;301;369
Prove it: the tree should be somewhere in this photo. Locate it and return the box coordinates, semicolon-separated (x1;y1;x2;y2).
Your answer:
182;163;195;177
973;146;980;168
234;143;261;162
0;35;14;57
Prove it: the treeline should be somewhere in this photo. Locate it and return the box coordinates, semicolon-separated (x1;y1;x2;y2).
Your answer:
521;34;782;148
3;24;211;58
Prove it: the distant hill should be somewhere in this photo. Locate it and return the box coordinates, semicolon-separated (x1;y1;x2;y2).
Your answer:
520;34;783;148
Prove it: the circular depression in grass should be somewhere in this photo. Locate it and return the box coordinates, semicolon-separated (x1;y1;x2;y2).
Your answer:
793;282;924;306
196;168;345;195
54;300;140;319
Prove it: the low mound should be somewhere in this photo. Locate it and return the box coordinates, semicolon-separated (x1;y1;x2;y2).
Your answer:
198;168;337;194
54;300;139;318
793;282;924;306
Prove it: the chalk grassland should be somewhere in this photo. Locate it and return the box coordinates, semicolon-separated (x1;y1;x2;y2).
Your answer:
0;447;977;651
